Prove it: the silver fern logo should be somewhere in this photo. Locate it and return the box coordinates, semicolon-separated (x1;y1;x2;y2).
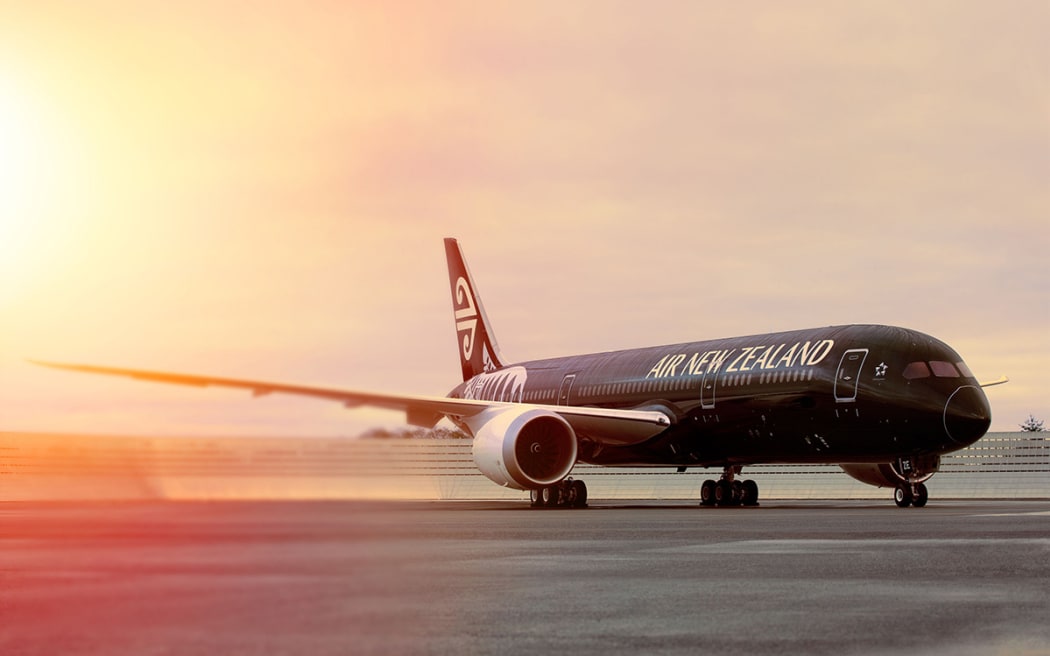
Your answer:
463;366;528;402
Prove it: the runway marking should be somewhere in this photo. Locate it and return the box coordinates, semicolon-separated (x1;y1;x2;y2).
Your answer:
972;510;1050;517
652;538;1050;555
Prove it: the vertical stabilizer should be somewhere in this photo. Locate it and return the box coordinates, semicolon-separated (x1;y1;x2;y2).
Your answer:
444;238;506;381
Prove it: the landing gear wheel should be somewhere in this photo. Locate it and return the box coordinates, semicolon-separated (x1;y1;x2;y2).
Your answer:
700;479;717;506
569;480;588;508
564;482;577;506
912;482;928;508
702;467;758;509
741;479;760;506
532;480;589;509
894;484;913;508
714;479;734;506
731;480;743;505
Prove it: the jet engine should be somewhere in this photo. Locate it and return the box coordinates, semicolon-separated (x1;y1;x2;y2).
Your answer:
470;407;578;490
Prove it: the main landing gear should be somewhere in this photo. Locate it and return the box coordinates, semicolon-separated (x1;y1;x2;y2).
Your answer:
529;478;588;509
700;466;759;507
893;482;929;508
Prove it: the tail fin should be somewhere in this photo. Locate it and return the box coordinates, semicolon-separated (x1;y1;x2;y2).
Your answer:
444;238;506;381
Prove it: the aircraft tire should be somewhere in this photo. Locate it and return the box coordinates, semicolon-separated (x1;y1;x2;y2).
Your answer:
912;483;929;508
741;479;760;506
541;485;561;507
894;484;913;508
530;489;543;507
700;480;717;506
564;483;577;507
570;480;588;508
714;480;734;506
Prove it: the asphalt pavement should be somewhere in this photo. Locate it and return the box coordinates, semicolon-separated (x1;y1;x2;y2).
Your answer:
2;500;1048;655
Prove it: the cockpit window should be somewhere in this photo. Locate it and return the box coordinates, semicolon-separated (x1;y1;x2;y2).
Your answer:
956;361;974;378
902;362;931;379
929;361;961;378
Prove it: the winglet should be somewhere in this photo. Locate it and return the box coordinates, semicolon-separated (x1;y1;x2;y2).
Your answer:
29;360;212;387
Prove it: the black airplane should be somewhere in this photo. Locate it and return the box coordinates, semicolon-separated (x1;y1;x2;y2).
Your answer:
35;238;1005;508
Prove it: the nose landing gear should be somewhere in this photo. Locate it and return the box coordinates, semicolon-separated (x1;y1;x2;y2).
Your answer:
890;455;937;508
894;482;929;508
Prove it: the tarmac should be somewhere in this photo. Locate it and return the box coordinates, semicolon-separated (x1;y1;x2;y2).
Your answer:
2;499;1048;656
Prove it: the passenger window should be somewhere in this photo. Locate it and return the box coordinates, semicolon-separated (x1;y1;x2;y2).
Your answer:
930;361;960;378
902;362;931;379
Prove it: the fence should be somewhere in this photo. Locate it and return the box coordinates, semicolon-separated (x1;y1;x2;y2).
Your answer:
1;432;1046;501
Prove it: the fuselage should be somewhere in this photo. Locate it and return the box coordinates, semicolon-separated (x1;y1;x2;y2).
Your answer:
450;324;991;468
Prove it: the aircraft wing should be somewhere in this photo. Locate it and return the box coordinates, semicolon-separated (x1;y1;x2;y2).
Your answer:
29;361;671;446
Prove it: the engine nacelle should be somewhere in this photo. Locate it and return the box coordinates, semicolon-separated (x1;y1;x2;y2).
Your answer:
470;407;578;490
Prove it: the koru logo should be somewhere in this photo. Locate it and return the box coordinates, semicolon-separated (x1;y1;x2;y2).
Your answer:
454;277;478;361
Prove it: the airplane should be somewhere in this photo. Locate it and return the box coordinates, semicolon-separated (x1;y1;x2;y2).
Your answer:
34;238;1005;508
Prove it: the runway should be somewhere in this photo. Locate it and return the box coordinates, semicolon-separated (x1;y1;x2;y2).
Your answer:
2;500;1048;656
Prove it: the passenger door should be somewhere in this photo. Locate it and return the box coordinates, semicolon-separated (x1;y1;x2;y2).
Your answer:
834;349;868;402
558;374;576;406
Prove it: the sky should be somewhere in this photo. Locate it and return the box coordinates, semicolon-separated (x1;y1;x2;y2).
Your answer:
1;1;1047;437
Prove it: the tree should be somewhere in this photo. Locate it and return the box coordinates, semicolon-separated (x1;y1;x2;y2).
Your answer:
358;425;470;439
1019;414;1045;432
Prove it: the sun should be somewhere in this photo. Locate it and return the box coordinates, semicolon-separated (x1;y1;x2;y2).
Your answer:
0;76;46;212
0;73;79;304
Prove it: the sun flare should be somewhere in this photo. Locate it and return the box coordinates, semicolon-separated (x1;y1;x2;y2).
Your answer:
0;73;81;303
0;75;48;209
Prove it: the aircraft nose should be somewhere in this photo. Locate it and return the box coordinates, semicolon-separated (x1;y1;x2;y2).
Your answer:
943;385;991;445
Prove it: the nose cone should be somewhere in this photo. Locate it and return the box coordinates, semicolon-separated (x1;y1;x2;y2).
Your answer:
944;385;991;445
